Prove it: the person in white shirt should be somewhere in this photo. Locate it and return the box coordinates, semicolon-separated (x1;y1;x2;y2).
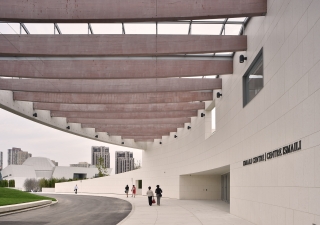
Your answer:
74;184;78;194
146;186;154;206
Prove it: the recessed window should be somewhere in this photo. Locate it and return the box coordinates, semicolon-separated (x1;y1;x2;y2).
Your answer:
243;49;263;106
211;107;216;133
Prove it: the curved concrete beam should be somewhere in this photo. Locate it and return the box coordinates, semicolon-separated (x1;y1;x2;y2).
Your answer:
33;102;205;112
0;60;233;79
68;118;191;125
0;90;145;149
52;110;197;119
106;130;172;136
0;78;222;93
83;124;184;131
0;0;267;22
0;35;247;56
122;136;162;140
14;91;213;104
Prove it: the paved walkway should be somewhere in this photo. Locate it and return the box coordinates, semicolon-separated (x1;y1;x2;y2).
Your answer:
41;193;254;225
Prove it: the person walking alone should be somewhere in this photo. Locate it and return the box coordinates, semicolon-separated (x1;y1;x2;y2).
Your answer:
74;184;78;194
155;185;162;206
131;185;136;198
146;186;154;206
125;185;129;198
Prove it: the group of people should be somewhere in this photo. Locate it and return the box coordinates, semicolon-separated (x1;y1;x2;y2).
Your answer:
75;183;163;206
125;184;136;198
125;184;163;206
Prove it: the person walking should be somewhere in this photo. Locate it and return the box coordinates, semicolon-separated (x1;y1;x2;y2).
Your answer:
74;184;78;194
131;185;136;198
155;185;162;206
125;185;129;198
146;186;154;206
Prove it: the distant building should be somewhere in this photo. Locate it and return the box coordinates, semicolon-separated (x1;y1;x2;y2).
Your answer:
91;146;110;168
0;151;3;170
1;157;112;191
115;151;134;174
8;147;32;165
51;160;58;166
17;151;32;165
70;162;91;168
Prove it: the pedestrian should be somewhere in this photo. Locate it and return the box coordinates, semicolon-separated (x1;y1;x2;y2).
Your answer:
125;184;129;198
146;186;154;206
131;185;136;198
74;184;78;194
155;185;162;206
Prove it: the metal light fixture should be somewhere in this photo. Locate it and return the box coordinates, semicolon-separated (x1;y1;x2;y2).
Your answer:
201;113;205;117
66;126;70;129
187;126;191;129
217;92;222;98
33;113;37;117
95;135;98;138
239;55;247;63
174;135;177;138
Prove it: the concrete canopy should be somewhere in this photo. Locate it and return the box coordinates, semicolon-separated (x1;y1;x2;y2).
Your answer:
0;78;222;93
0;59;233;79
0;0;267;22
13;92;213;104
0;0;254;143
33;102;205;113
67;118;191;125
0;35;247;56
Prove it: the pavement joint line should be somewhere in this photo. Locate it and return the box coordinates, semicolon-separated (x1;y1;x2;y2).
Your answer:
0;200;57;217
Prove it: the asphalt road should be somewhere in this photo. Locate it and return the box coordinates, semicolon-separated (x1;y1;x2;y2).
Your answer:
0;194;132;225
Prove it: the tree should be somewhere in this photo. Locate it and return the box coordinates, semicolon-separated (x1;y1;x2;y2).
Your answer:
96;156;109;177
134;160;142;170
23;178;39;192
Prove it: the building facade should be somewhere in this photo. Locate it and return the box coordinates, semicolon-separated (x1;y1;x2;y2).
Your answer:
0;151;3;171
8;148;32;165
70;162;91;168
91;146;110;168
1;0;320;224
115;151;134;174
17;151;32;165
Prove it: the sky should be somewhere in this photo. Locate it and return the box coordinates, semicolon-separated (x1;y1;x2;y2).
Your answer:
0;108;142;175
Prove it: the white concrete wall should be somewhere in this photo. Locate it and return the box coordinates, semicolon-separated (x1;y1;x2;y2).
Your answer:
180;175;221;200
52;166;103;179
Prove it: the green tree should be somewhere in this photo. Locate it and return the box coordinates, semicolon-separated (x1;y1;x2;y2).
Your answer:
96;156;109;177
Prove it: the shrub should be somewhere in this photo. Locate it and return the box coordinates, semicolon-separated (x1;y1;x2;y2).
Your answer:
23;178;40;192
9;180;15;187
0;180;8;187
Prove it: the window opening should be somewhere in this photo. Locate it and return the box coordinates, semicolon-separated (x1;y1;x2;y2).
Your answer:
243;49;263;106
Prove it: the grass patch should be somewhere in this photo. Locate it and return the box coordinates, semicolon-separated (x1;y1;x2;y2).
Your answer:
0;187;56;206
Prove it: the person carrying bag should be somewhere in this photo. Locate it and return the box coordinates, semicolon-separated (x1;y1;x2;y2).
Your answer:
155;185;163;206
146;186;154;206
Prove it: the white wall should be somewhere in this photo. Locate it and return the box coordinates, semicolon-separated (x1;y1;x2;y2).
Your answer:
180;175;221;200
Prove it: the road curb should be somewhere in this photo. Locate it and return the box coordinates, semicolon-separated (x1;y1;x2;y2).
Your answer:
0;200;58;217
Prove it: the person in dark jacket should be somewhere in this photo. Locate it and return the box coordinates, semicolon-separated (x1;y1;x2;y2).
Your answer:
155;185;162;206
125;185;129;198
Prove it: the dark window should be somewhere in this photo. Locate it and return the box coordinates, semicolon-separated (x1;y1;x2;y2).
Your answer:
243;49;263;106
73;173;87;180
138;180;142;189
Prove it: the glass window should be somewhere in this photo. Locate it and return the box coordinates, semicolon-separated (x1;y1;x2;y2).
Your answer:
243;49;263;106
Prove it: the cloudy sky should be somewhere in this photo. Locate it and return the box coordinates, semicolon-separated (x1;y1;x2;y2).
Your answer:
0;108;142;175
